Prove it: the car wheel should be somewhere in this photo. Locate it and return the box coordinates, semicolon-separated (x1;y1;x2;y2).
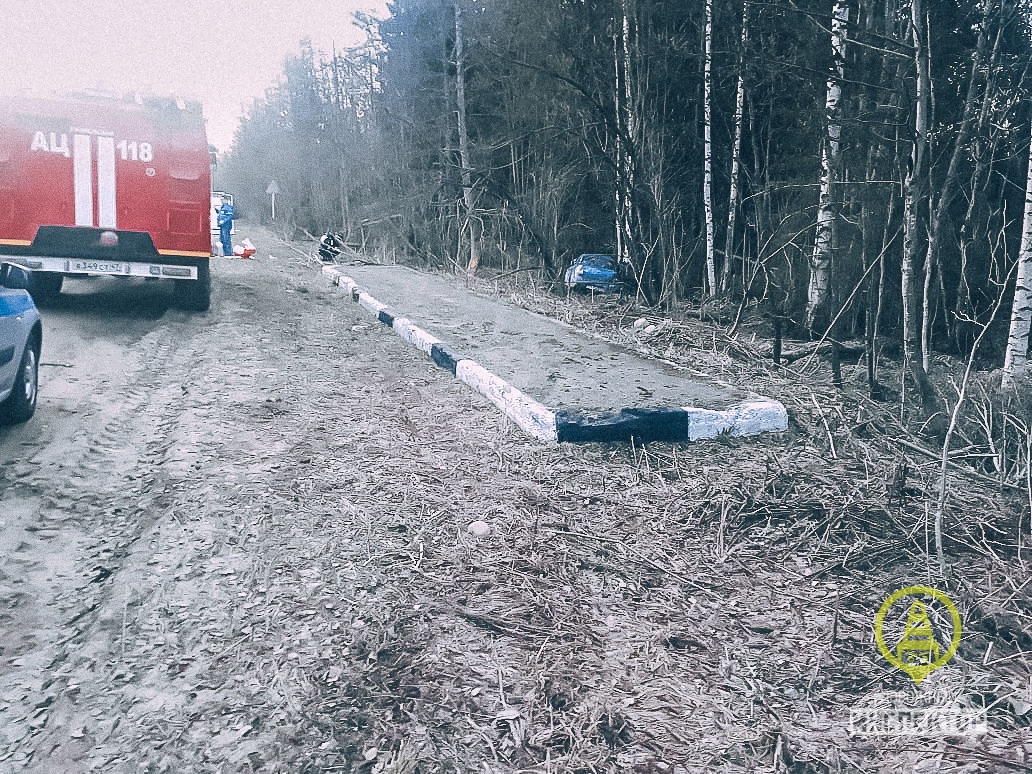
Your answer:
0;337;39;424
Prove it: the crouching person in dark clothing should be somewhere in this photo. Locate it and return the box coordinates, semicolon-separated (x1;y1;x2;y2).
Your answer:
318;232;346;263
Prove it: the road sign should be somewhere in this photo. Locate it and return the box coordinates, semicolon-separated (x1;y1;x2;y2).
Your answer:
266;180;280;219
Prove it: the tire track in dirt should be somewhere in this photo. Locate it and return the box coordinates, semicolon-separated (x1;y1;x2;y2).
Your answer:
0;245;461;770
7;299;265;767
0;285;204;768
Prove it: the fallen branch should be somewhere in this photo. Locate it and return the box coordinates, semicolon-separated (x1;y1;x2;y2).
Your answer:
765;339;866;365
896;438;1021;492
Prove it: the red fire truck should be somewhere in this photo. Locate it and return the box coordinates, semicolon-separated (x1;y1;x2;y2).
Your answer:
0;92;213;311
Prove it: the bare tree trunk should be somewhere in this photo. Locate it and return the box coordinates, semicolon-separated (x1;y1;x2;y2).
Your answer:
806;0;848;331
613;26;630;293
902;0;938;413
923;0;990;355
746;98;770;294
721;0;749;294
862;142;895;400
613;23;625;279
454;1;479;276
614;0;643;300
956;16;1004;353
329;50;352;240
919;7;936;373
1003;126;1032;386
702;0;717;296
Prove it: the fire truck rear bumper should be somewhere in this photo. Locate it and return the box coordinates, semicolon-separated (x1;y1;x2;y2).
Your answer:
0;254;202;280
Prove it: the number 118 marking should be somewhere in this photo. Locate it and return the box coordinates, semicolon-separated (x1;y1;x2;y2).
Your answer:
117;139;153;162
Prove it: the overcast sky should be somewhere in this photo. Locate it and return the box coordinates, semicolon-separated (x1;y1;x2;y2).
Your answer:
0;0;388;152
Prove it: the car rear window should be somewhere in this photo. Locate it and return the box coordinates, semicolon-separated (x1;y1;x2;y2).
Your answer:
578;254;615;269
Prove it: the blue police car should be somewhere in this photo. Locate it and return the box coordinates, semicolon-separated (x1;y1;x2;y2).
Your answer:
0;269;41;424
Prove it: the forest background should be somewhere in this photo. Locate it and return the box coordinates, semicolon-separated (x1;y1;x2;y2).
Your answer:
220;0;1032;416
206;7;1032;765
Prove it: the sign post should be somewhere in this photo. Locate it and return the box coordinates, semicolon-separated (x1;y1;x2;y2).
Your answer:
266;180;280;220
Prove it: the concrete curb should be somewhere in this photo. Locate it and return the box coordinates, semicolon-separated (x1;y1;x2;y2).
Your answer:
323;265;788;444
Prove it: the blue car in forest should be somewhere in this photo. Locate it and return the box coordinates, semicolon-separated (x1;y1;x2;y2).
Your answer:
0;270;41;425
563;254;623;294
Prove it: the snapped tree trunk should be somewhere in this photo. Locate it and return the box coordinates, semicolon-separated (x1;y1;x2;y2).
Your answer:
1002;125;1032;386
806;0;848;332
454;1;479;276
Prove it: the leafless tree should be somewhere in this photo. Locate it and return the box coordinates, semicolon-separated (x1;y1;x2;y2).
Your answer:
806;0;848;332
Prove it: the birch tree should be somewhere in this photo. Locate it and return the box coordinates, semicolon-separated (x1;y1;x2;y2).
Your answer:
721;0;748;293
454;0;479;275
702;0;717;296
1002;126;1032;386
613;0;649;301
613;12;630;285
806;0;848;331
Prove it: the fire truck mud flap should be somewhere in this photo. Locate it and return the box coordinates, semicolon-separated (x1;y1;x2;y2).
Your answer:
172;261;211;312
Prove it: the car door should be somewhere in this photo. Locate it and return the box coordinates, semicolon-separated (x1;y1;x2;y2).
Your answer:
0;287;31;398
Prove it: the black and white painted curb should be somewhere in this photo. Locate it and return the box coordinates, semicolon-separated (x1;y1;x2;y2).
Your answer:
323;266;788;444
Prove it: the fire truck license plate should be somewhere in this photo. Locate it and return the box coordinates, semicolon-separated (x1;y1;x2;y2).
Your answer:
70;260;123;273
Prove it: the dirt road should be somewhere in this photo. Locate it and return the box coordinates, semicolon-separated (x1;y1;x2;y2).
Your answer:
0;230;1023;772
0;245;496;770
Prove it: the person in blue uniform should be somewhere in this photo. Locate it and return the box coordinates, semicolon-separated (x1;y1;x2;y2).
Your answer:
217;195;235;257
